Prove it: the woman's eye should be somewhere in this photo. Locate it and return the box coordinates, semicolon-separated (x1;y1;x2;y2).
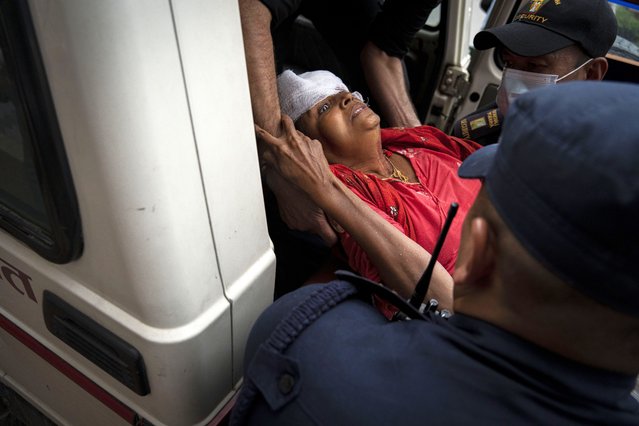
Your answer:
318;103;330;114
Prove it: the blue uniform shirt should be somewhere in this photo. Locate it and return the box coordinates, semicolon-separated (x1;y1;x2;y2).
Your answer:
231;280;639;425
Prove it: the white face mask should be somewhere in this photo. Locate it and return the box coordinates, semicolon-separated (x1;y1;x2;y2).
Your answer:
496;59;593;115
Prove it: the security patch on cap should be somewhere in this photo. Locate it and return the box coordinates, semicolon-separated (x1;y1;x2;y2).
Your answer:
515;0;558;24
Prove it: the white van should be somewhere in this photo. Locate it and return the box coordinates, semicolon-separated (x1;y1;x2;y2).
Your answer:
1;1;637;425
0;1;274;425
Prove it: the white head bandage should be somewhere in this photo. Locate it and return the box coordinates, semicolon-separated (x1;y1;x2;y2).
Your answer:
277;69;363;122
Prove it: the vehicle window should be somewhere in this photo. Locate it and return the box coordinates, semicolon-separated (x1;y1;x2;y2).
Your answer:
470;0;491;49
425;4;441;29
0;1;81;263
0;50;48;230
424;1;488;31
609;1;639;63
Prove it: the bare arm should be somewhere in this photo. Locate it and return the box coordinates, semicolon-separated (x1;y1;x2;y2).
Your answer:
258;116;453;308
238;0;281;135
239;0;337;244
360;41;421;128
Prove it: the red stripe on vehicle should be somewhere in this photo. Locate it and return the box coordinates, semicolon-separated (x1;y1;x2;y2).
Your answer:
207;392;238;425
0;312;140;423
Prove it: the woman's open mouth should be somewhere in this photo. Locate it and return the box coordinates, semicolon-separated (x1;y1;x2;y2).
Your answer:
352;104;368;120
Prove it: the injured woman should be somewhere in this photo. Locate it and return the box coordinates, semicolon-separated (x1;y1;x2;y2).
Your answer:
257;70;481;312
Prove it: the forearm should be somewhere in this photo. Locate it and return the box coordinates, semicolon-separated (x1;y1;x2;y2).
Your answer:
316;176;453;308
360;41;421;128
239;0;282;136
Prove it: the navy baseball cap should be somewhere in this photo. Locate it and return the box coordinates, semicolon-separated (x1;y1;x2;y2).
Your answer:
474;0;617;58
458;81;639;317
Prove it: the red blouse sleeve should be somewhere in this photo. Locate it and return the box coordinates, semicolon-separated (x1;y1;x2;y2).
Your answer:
381;125;481;160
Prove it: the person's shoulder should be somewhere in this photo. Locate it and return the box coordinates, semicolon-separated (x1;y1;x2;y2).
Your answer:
248;281;357;342
247;273;438;356
451;104;503;146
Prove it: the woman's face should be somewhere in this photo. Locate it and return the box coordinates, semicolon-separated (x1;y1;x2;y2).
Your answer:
296;91;381;164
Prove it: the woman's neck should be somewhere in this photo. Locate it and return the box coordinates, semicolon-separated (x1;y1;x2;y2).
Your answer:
325;130;414;182
352;147;394;178
348;147;393;178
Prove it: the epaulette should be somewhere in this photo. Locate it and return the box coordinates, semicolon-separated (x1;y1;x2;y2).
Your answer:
452;107;503;145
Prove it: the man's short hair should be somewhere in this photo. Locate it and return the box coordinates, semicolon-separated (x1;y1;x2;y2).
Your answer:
474;0;617;58
458;81;639;317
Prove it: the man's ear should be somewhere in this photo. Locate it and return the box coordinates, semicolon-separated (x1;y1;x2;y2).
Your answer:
586;57;608;81
453;217;496;288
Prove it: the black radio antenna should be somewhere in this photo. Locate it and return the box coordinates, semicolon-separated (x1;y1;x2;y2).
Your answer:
408;202;459;309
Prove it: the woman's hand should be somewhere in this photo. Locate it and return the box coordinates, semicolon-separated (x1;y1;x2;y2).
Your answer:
257;115;336;203
257;115;338;245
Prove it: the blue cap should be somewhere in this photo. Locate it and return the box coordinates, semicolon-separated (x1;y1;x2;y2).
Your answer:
459;81;639;317
474;0;617;58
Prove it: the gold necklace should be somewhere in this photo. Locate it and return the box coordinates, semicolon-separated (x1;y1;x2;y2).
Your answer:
385;154;409;183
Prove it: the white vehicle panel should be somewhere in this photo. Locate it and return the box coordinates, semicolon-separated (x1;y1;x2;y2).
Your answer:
0;0;275;425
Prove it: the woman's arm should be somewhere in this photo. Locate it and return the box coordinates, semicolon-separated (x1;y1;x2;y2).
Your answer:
258;116;453;309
